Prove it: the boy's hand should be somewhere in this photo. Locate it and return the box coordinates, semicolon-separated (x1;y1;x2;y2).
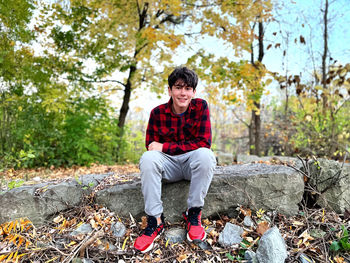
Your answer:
148;141;163;151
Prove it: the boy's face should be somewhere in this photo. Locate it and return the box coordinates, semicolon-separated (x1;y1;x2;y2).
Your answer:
168;79;196;114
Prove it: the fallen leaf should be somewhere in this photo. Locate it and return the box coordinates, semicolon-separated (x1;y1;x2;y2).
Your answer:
240;207;252;217
177;254;188;262
298;230;315;244
90;219;98;229
216;220;224;227
209;229;219;237
245;236;254;243
154;248;162;255
292;220;304;226
202;218;211;226
334;256;345;263
141;216;148;230
257;221;269;236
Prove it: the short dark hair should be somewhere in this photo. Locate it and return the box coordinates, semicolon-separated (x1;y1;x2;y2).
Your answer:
168;67;198;90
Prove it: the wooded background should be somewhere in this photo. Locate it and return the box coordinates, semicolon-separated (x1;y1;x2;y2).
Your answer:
1;0;349;170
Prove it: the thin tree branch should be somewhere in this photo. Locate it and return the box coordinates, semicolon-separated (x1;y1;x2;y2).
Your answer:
232;109;249;128
62;77;126;87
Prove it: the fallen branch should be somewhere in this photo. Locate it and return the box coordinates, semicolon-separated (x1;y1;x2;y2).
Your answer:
79;230;104;258
61;230;97;263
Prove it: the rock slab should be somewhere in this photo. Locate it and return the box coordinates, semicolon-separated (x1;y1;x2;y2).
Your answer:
96;164;304;222
307;159;350;213
0;174;110;225
0;165;304;225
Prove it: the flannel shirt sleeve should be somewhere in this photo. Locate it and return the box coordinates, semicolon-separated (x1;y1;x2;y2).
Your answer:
145;109;159;150
162;100;212;155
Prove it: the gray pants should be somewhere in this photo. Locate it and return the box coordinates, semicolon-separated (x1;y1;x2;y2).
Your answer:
139;147;216;218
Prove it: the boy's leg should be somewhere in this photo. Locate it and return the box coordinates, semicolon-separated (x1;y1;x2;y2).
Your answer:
135;150;183;253
181;147;216;208
139;150;183;218
180;147;216;241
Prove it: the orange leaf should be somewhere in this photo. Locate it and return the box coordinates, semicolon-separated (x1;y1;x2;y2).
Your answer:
240;207;252;217
9;234;18;245
90;219;98;229
8;221;15;234
141;216;148;230
257;221;269;236
177;254;188;262
17;237;25;248
25;241;30;249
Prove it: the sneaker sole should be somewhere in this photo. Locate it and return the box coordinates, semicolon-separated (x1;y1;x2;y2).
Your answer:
187;232;206;242
139;229;163;254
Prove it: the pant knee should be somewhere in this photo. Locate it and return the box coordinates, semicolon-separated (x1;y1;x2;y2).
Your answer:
191;148;216;170
140;151;164;178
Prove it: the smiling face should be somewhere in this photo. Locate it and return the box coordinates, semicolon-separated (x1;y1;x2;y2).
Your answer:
168;79;196;114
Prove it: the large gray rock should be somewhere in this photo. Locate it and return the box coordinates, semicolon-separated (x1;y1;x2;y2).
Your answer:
237;155;302;168
206;164;303;217
96;164;304;222
215;151;234;165
256;226;288;263
245;250;258;263
0;174;110;225
0;165;304;225
307;159;350;213
0;182;84;226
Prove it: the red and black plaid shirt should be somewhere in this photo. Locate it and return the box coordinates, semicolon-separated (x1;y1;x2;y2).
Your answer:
145;98;212;155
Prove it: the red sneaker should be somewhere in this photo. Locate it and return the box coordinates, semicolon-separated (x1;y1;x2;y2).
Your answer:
183;207;206;242
134;215;164;253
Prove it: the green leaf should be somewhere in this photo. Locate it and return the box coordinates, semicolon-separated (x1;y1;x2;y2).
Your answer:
27;153;35;158
340;240;350;251
340;226;350;250
226;253;235;261
330;241;341;251
240;239;251;249
75;175;82;185
8;180;25;190
341;225;349;242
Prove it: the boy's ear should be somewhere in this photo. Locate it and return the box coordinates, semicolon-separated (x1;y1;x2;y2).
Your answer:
168;86;171;96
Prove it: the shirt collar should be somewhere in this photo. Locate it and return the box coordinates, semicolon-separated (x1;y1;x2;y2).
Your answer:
166;98;193;116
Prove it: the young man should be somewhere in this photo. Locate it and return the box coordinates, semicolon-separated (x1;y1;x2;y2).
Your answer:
134;67;216;253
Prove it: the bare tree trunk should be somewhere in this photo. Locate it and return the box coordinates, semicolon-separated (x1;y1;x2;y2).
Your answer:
115;2;149;161
322;0;328;112
253;102;261;155
248;119;254;155
118;64;136;130
249;21;264;156
0;96;4;153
